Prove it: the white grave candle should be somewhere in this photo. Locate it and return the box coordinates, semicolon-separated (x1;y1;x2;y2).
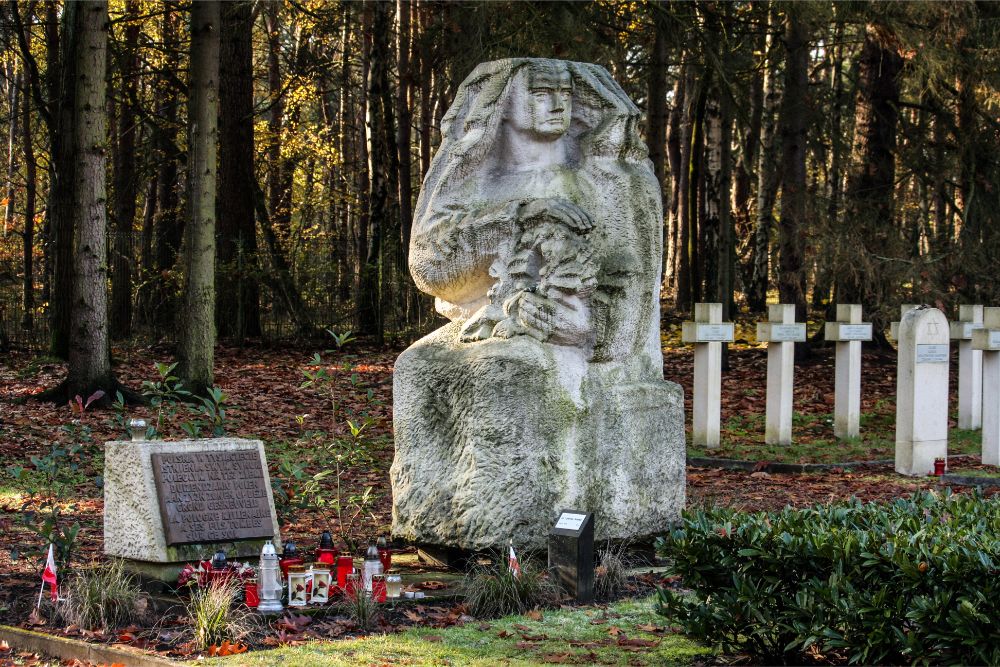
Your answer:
757;304;804;445
895;307;949;476
681;303;734;448
972;308;1000;465
949;305;983;430
824;304;872;439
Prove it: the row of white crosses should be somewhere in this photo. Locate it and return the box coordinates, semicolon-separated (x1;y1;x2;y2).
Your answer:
681;302;1000;477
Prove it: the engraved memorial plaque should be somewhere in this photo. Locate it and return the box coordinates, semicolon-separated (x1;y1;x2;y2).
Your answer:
915;343;949;364
152;450;275;545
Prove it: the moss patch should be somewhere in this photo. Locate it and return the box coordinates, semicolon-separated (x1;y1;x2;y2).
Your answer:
207;597;710;666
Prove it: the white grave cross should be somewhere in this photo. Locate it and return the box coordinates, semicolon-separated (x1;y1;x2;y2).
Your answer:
757;304;806;445
949;305;984;430
682;303;734;448
972;308;1000;465
895;307;949;476
824;304;872;439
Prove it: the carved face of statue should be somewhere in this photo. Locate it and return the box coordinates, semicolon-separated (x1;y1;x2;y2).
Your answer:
505;64;573;140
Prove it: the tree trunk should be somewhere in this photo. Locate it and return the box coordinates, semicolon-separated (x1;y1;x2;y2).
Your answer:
47;1;78;358
776;8;809;320
647;1;668;210
67;0;113;398
110;0;139;340
217;0;261;340
20;10;36;331
674;65;697;311
337;3;354;303
358;0;394;342
747;3;780;314
3;68;20;238
842;23;902;338
397;0;414;258
178;0;220;392
664;66;686;292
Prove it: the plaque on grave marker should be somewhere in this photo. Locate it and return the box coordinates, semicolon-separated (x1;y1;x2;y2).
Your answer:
152;450;275;545
915;343;949;364
548;509;594;603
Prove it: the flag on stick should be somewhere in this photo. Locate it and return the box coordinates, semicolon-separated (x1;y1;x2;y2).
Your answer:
508;539;521;579
38;543;58;606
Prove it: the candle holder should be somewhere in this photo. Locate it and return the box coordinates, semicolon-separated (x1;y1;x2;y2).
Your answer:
244;578;260;608
385;574;402;599
128;418;147;441
287;565;309;607
335;554;353;593
377;535;392;573
371;574;387;603
934;458;947;476
257;540;284;614
344;572;360;598
315;531;337;565
310;564;331;604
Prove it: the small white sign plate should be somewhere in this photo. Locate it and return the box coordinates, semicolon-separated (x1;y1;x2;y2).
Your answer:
950;322;983;340
695;323;734;342
768;323;806;342
991;331;1000;348
554;512;587;531
916;344;949;363
839;323;872;341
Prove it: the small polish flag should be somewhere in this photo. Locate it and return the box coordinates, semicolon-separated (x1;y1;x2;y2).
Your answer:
508;539;520;579
39;544;58;606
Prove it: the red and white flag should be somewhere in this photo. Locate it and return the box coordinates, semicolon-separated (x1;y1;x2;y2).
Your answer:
508;540;520;579
39;544;58;605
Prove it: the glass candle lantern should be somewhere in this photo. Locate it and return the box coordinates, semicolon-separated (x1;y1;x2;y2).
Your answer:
287;565;309;607
309;564;331;604
371;574;387;603
128;418;147;441
385;574;403;599
363;542;383;592
335;555;353;592
279;541;304;579
315;531;337;565
344;572;360;598
244;578;260;608
257;540;284;614
377;535;392;573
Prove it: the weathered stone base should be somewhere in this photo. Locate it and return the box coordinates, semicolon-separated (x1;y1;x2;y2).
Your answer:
391;325;685;551
103;438;281;563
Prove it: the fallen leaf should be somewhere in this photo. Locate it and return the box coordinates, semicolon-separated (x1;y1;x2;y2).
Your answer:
525;609;543;621
26;608;46;626
497;629;513;639
422;635;443;642
541;652;573;663
417;580;449;590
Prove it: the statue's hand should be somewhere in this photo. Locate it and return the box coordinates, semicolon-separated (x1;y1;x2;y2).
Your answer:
518;198;594;234
513;291;591;345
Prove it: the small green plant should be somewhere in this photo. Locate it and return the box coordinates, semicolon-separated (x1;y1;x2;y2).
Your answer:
58;560;146;631
461;551;559;618
142;362;190;436
338;584;381;631
185;578;254;650
6;393;103;567
270;453;332;526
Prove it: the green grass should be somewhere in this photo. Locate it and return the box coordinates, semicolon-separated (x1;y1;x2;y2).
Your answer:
947;466;1000;479
206;597;710;666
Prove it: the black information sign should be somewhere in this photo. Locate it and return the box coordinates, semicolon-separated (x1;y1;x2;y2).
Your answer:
151;450;274;545
548;509;594;602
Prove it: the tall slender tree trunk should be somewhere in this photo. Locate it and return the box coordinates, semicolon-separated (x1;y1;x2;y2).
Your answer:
20;14;36;331
47;1;78;358
178;0;220;392
748;3;780;314
217;0;261;340
776;8;809;320
337;3;354;302
66;0;114;399
110;0;139;340
843;23;902;338
665;67;686;292
359;0;394;342
396;0;413;258
674;65;697;311
3;69;20;237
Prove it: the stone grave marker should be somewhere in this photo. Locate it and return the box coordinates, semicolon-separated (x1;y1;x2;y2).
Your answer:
950;305;984;430
548;509;594;603
824;304;872;439
972;308;1000;465
682;303;734;448
104;437;281;581
757;304;806;445
890;304;919;340
895;307;949;476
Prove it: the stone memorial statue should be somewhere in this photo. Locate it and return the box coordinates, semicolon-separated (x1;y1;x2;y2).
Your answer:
391;58;684;550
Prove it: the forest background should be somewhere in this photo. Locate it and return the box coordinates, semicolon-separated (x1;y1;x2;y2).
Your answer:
0;0;999;397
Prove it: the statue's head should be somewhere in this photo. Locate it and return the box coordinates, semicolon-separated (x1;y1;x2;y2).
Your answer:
504;61;573;141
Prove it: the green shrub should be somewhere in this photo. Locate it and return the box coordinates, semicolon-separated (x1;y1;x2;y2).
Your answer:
462;552;559;618
655;489;1000;664
59;560;145;631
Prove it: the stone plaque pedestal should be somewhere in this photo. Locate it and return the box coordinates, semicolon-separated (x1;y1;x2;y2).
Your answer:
548;510;594;603
104;438;281;582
